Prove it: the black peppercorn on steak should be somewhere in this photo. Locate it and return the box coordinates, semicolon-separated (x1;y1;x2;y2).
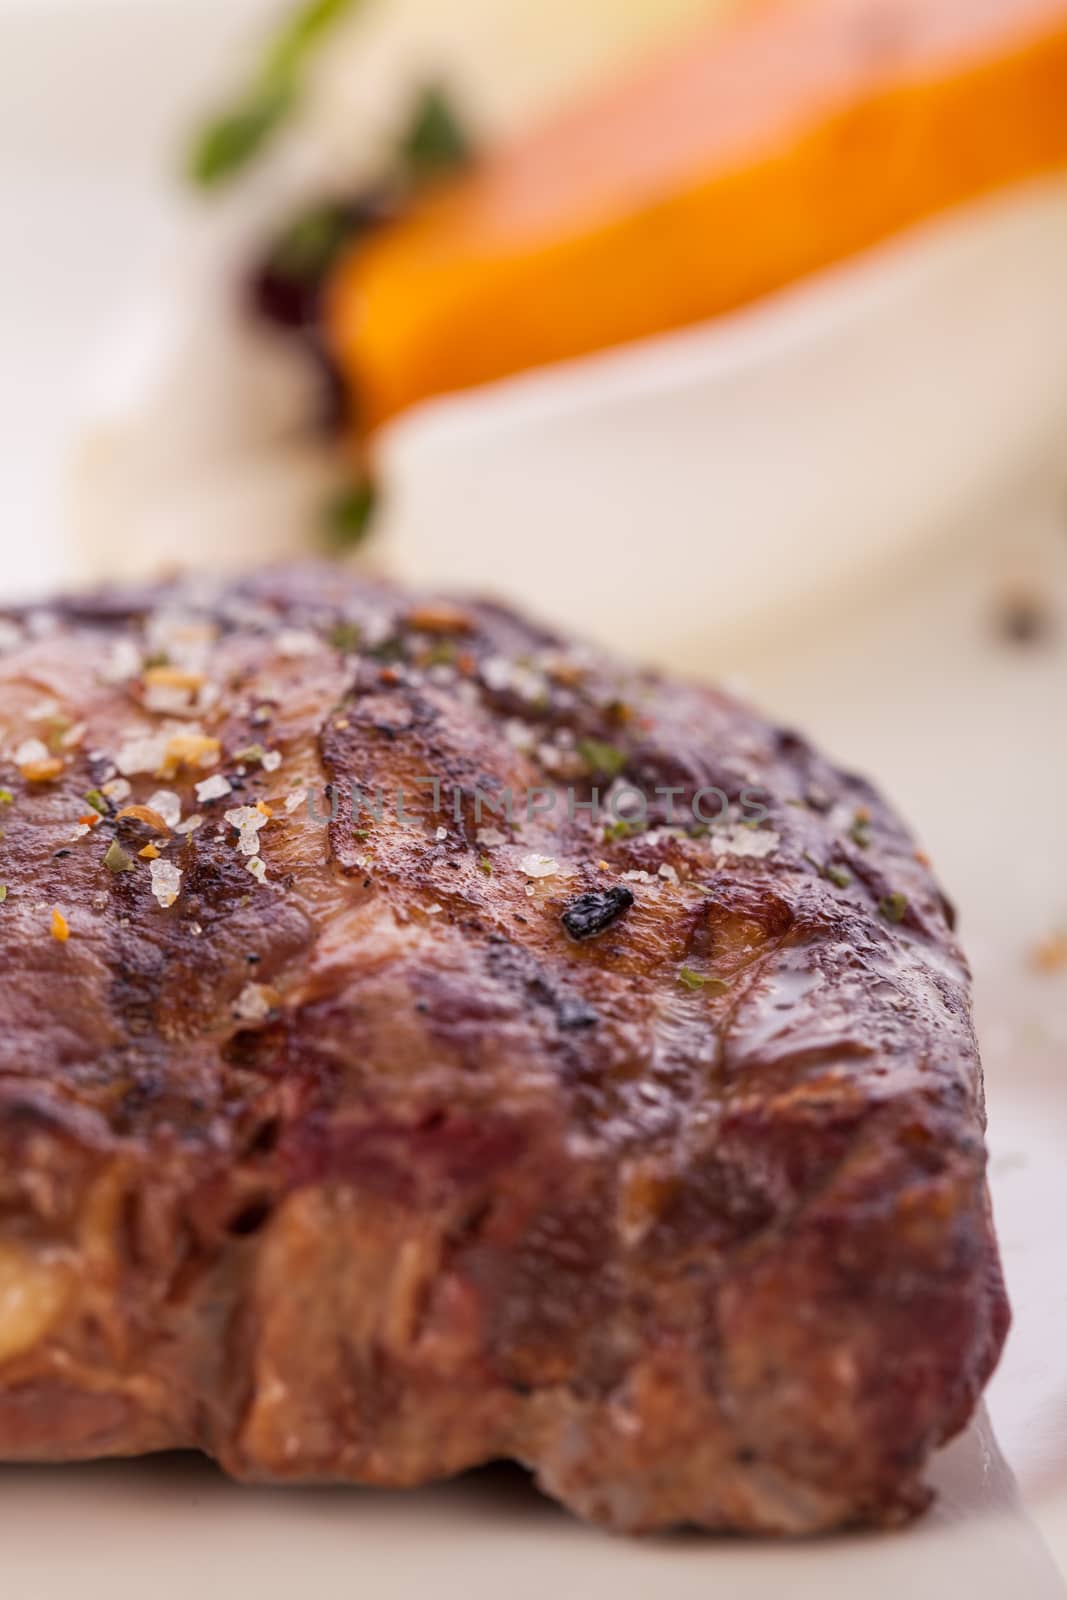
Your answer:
0;565;1007;1534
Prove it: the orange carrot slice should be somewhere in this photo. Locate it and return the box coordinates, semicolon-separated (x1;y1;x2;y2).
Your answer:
328;0;1067;431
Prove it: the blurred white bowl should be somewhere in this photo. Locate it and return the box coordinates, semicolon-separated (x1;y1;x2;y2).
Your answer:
377;176;1067;666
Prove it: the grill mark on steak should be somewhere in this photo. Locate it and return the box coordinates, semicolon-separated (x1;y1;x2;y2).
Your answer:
484;935;601;1035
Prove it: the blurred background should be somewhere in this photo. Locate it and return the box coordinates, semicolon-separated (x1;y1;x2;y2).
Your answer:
1;0;1065;1579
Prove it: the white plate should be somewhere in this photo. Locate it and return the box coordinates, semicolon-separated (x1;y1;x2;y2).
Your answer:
0;1416;1064;1600
1;1;1066;1594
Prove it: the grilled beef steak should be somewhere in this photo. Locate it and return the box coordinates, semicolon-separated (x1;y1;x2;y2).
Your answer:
0;566;1007;1533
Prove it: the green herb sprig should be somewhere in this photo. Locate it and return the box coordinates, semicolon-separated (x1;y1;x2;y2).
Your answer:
190;0;365;188
398;85;475;183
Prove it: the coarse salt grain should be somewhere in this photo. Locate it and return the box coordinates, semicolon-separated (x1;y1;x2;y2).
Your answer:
225;805;268;832
481;657;513;693
145;612;216;672
149;860;182;909
277;630;319;659
261;750;282;772
233;983;278;1023
144;684;198;716
520;854;558;879
116;734;168;777
196;774;232;803
504;719;536;752
224;805;268;857
99;638;141;685
246;856;268;885
14;738;49;767
709;827;780;861
146;790;182;829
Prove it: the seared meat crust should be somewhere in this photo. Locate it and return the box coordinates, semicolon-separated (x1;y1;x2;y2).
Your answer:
0;566;1007;1533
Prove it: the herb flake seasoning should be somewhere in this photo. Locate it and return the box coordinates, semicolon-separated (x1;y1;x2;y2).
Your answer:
561;885;634;942
879;892;909;925
577;739;627;779
104;842;135;875
804;851;850;889
678;967;730;994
